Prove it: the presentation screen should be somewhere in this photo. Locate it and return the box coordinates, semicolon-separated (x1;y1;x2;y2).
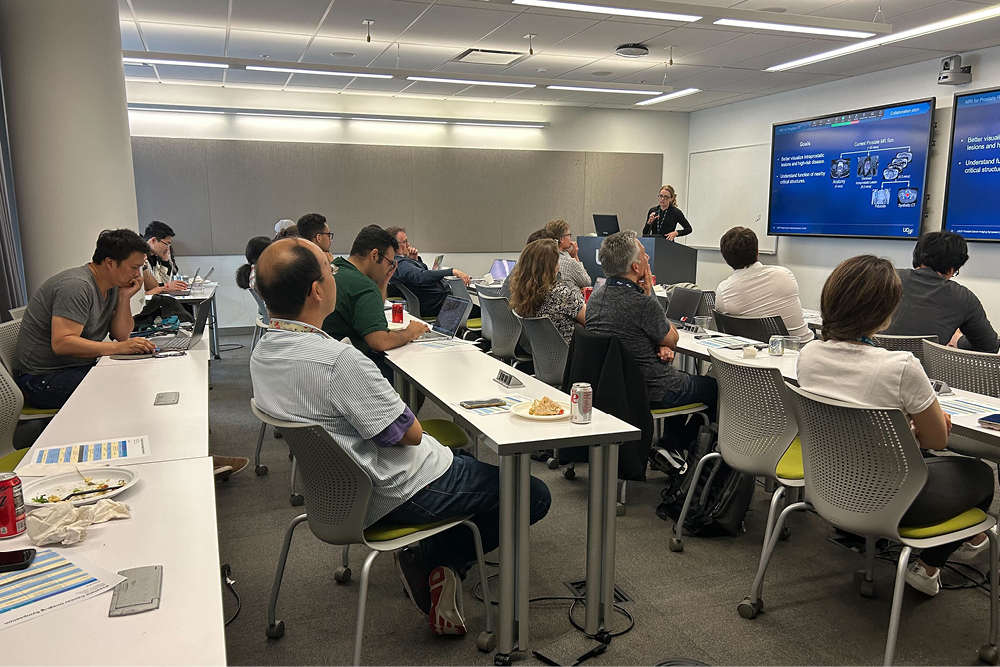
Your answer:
943;87;1000;241
768;99;934;239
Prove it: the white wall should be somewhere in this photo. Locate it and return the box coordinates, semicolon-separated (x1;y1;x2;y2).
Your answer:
689;44;1000;328
125;82;689;328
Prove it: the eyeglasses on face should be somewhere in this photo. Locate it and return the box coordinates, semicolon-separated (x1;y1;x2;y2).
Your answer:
377;253;397;269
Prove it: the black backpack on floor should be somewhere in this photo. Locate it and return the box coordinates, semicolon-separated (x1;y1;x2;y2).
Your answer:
654;424;755;537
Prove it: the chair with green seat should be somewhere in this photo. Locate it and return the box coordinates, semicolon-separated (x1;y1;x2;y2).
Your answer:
251;400;495;665
0;361;27;461
0;448;27;472
741;384;999;666
667;351;802;553
422;419;471;452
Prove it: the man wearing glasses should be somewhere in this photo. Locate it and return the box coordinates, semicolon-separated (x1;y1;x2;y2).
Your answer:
322;226;429;380
296;213;335;264
141;221;188;295
385;227;471;318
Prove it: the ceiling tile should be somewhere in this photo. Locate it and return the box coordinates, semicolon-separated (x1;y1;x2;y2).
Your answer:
545;19;676;58
900;13;1000;51
505;87;582;101
301;37;391;67
554;56;672;81
812;0;958;22
120;20;145;51
369;43;462;70
155;64;226;82
130;0;229;28
554;91;639;104
792;44;928;75
666;66;759;90
123;64;157;79
397;4;518;47
472;11;599;53
500;54;597;78
678;33;813;67
642;26;744;60
399;80;474;96
434;61;530;75
738;0;842;12
319;0;431;42
839;50;950;77
284;72;352;89
118;0;132;18
229;0;330;34
711;70;844;94
735;37;843;71
343;77;414;93
223;68;291;86
612;63;715;85
139;22;227;56
227;29;311;60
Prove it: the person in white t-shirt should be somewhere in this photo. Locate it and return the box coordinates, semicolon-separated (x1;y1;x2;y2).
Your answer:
715;227;813;343
797;254;993;597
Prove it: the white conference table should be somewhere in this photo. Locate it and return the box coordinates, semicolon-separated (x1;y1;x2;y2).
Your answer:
148;284;221;359
384;317;640;662
4;456;227;666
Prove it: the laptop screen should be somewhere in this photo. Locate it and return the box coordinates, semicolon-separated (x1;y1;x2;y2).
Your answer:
665;287;703;322
490;259;516;281
593;214;620;237
432;296;469;336
432;254;445;270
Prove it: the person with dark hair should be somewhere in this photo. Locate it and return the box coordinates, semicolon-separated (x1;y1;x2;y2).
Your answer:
798;254;993;596
884;231;998;352
252;238;551;635
385;227;470;318
509;239;585;344
141;221;186;295
236;236;272;291
296;213;334;263
322;226;429;378
715;226;813;342
14;229;157;408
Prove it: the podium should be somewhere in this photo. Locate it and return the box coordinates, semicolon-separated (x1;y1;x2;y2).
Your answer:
577;235;697;286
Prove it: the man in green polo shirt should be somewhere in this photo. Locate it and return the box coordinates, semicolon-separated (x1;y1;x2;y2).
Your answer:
323;226;429;379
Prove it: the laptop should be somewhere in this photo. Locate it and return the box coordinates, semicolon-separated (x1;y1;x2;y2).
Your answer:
665;287;703;327
490;259;516;281
431;254;445;270
593;214;620;237
416;295;471;342
148;302;211;351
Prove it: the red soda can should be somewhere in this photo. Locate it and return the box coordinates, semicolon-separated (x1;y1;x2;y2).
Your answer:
0;472;26;539
392;303;404;324
570;382;593;424
651;274;657;286
582;286;593;302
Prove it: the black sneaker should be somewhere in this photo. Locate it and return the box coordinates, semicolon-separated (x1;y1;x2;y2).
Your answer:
394;546;431;615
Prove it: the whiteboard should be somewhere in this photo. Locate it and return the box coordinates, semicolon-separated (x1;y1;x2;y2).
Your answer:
684;143;776;254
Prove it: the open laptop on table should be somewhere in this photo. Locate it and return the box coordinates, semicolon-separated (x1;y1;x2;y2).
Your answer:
490;259;516;282
665;287;703;328
593;214;620;237
415;295;470;342
148;301;211;351
431;254;445;270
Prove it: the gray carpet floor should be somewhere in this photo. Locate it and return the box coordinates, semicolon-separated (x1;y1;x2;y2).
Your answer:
210;334;998;666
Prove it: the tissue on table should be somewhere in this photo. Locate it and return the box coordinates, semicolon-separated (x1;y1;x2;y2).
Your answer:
26;499;131;546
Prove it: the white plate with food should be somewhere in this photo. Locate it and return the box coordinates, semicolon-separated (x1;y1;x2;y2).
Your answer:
23;468;140;507
511;397;571;421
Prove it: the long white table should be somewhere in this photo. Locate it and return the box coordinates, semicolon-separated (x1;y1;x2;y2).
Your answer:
385;322;640;663
4;456;227;665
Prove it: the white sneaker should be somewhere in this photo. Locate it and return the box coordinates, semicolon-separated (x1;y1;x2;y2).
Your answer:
951;529;994;563
905;561;940;596
428;566;467;635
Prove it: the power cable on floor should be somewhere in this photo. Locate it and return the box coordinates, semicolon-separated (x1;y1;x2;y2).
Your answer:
222;563;241;626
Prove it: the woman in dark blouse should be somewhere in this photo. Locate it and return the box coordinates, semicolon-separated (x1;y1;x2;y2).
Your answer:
643;184;692;240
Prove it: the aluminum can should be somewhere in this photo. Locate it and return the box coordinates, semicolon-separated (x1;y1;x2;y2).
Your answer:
570;382;593;424
0;472;26;539
582;287;593;303
392;303;404;324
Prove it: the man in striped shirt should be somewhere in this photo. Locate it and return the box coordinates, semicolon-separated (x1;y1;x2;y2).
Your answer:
250;238;551;636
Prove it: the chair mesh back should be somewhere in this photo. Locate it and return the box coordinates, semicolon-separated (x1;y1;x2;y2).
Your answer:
8;306;25;320
520;317;568;386
395;283;423;318
476;285;502;297
697;291;716;318
0;320;21;373
923;339;1000;397
711;353;796;477
712;310;788;342
788;386;925;539
479;296;521;361
873;334;935;365
250;290;269;324
445;277;471;301
0;363;21;456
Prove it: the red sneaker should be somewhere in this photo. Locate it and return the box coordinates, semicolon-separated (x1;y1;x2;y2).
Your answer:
428;566;467;636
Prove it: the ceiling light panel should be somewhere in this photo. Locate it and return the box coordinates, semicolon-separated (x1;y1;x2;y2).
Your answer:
245;65;393;79
123;56;228;68
635;87;700;105
407;75;536;88
547;84;662;94
712;18;874;39
511;0;701;22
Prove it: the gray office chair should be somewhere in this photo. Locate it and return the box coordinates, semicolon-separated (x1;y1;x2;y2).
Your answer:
696;291;716;319
518;316;568;386
250;400;495;665
873;334;936;369
479;295;530;364
394;282;433;321
250;289;270;350
7;306;25;321
0;319;19;373
712;310;788;343
475;284;503;297
669;351;802;553
0;362;23;460
742;385;999;667
250;400;304;505
923;339;1000;398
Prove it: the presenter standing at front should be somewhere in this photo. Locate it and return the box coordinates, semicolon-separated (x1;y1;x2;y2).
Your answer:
643;185;692;241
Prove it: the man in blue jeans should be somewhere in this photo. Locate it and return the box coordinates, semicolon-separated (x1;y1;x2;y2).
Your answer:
250;237;551;636
14;229;157;409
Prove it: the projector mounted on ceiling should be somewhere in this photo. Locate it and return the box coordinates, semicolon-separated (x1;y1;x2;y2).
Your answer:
615;43;649;58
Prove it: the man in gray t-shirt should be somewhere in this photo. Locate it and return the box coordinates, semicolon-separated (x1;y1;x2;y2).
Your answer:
585;230;717;417
14;229;157;409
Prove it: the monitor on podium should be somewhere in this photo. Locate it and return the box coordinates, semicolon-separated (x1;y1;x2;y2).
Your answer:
577;235;697;286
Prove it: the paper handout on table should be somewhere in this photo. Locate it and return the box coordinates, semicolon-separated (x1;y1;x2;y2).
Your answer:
938;396;1000;416
0;549;124;629
17;436;151;477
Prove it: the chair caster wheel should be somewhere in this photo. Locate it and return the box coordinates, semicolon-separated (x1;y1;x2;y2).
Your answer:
858;580;875;598
274;430;283;439
547;458;559;469
255;465;268;476
477;632;497;653
668;537;683;552
616;503;626;517
980;644;1000;665
494;653;512;666
266;620;285;639
738;597;763;619
334;566;351;584
779;525;791;541
563;468;575;480
290;494;304;507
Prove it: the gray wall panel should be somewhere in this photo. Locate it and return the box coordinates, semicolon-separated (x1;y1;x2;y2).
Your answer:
500;151;585;251
583;152;663;235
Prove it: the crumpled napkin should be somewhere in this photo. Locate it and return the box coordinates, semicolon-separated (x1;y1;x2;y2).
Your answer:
25;499;131;546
